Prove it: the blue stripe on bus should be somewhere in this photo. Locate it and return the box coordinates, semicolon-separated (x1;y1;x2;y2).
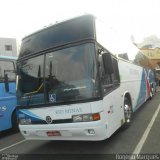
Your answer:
19;109;43;120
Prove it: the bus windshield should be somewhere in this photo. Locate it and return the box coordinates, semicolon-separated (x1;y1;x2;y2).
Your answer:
19;15;94;58
17;43;100;106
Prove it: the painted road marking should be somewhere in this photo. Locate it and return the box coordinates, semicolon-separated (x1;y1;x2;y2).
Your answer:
133;104;160;154
0;139;26;152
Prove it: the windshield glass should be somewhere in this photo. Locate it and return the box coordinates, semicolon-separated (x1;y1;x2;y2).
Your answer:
19;15;94;58
17;55;45;106
17;43;100;106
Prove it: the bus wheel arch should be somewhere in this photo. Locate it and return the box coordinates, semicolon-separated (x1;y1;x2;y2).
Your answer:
123;93;133;128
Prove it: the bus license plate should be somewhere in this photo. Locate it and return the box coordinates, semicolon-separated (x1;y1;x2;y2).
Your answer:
47;131;61;136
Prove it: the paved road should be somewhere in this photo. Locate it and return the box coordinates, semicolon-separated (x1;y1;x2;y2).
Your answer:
0;92;160;159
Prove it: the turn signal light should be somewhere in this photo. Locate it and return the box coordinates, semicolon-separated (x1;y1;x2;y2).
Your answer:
92;113;100;121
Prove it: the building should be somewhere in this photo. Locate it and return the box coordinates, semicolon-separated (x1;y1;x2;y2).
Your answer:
0;37;18;57
138;35;160;49
140;47;160;69
137;35;160;69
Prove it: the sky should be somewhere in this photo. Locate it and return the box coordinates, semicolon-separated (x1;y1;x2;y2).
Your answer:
0;0;160;44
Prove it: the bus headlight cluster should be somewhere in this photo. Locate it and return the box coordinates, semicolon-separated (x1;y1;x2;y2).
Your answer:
19;118;32;125
72;113;100;122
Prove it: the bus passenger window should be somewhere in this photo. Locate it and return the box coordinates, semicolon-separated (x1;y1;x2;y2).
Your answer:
0;60;16;82
112;58;120;85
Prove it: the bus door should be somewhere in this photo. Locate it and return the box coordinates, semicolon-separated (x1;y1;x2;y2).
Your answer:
0;60;16;131
100;51;122;132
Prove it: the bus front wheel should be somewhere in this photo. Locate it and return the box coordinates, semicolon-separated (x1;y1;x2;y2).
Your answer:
123;97;132;128
12;111;19;132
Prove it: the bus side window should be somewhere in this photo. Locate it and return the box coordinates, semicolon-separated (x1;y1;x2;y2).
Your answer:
99;50;120;94
99;51;114;94
112;57;120;85
0;60;16;82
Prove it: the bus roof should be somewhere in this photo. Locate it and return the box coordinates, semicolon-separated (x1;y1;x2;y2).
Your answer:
0;55;17;60
22;14;94;40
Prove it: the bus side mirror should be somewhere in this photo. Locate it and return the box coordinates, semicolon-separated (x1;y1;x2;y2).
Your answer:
4;74;9;92
102;52;114;74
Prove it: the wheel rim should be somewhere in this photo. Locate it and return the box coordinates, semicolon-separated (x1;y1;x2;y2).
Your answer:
124;104;132;123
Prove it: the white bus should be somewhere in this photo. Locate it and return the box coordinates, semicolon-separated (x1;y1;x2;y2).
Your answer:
16;15;155;141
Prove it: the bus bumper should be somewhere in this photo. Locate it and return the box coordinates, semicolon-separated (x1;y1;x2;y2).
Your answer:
19;123;108;141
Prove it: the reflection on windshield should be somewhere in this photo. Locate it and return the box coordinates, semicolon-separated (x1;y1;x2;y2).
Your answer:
17;43;100;106
17;55;45;106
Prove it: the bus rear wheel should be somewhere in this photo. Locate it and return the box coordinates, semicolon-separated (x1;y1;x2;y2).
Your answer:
123;97;132;128
149;84;154;100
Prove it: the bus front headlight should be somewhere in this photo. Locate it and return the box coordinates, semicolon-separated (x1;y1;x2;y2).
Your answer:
19;118;32;125
72;113;100;122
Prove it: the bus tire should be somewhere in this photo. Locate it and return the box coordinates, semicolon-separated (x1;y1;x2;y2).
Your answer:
123;97;132;129
12;111;19;132
149;84;154;100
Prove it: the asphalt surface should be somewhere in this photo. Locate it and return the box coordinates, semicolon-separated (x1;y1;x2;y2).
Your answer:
0;91;160;159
